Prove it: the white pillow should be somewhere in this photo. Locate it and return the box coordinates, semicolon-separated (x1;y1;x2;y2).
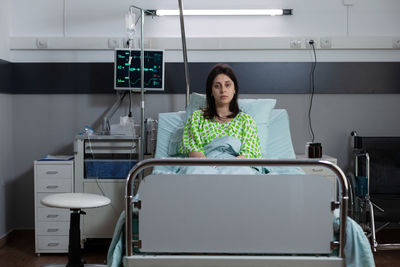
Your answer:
184;93;277;157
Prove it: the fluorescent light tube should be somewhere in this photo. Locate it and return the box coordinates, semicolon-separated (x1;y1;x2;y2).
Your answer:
153;9;292;16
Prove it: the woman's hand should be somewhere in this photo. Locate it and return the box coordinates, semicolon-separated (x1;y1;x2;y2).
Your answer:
236;155;246;159
189;151;206;158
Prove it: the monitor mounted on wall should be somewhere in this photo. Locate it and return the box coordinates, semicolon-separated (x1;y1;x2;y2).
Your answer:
114;49;164;91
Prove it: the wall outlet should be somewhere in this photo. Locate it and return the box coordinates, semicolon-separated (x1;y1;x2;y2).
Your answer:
305;38;318;49
320;37;332;49
36;38;48;49
343;0;357;6
108;38;121;49
290;39;302;49
393;37;400;49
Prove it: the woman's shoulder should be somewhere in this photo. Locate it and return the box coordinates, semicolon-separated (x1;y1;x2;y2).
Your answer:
237;111;255;121
190;109;204;118
189;109;205;121
192;109;204;115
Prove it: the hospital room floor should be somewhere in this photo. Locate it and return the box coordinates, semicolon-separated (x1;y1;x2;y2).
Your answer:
0;230;108;267
1;229;400;267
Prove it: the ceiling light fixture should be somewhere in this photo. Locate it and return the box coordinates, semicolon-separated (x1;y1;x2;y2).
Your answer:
146;9;293;16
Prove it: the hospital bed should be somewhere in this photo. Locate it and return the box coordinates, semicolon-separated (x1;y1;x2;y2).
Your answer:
107;96;374;267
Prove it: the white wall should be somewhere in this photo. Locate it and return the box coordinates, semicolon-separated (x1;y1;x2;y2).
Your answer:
4;0;400;230
9;0;400;38
0;0;10;59
0;0;11;238
0;94;14;238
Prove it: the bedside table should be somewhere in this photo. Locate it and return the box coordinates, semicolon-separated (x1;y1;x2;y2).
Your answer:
296;154;338;197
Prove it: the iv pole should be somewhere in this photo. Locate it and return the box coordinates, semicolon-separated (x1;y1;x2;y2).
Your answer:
122;2;189;161
126;5;145;163
178;0;191;108
140;8;145;163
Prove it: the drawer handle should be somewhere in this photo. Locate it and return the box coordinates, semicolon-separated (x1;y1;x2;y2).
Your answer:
311;168;323;172
47;228;59;232
46;185;59;189
47;242;59;247
47;214;59;218
46;171;59;175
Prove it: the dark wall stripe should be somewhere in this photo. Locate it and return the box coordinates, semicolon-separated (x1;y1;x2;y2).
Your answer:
0;59;12;93
2;61;400;94
12;63;114;94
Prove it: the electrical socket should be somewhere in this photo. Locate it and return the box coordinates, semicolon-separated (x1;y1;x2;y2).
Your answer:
343;0;357;6
108;38;121;49
290;39;302;49
305;38;318;49
320;37;332;49
393;37;400;49
36;38;48;49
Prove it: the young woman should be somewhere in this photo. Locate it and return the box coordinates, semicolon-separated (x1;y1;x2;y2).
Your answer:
179;64;262;159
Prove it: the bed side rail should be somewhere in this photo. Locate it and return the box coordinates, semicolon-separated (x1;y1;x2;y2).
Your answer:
125;158;348;258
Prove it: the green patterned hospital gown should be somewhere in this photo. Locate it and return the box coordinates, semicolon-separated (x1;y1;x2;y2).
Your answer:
178;110;262;158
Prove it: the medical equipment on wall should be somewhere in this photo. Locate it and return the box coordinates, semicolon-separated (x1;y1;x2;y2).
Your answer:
101;5;156;162
114;49;165;91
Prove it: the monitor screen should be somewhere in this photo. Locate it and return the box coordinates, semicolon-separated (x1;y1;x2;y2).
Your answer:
114;49;164;91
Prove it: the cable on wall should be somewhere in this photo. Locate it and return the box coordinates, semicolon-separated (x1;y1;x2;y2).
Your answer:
63;0;67;37
346;5;350;36
308;40;317;143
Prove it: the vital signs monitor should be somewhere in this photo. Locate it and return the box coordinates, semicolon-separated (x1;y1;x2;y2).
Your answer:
114;49;164;91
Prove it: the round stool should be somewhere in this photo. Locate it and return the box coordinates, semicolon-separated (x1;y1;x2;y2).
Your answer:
41;193;111;267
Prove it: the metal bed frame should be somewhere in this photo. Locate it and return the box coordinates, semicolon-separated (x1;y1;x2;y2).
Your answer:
124;158;349;265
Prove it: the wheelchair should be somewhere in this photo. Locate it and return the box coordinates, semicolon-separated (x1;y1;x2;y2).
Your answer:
348;131;400;251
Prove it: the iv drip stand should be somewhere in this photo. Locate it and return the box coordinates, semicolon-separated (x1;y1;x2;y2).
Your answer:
178;0;191;108
126;5;145;163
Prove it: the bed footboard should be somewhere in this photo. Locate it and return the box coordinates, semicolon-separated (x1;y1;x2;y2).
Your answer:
124;255;344;267
137;173;334;254
124;158;348;262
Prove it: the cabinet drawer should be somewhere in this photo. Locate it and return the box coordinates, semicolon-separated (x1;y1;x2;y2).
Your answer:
37;221;69;235
37;207;70;222
36;165;73;179
36;235;69;251
36;179;72;193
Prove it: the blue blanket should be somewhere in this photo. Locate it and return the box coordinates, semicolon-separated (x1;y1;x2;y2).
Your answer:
177;136;264;174
345;218;375;267
333;210;375;267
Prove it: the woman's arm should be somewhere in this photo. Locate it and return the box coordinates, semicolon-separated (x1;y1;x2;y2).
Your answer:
178;110;206;157
239;115;262;159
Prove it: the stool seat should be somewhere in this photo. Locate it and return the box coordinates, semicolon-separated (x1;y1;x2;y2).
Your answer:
40;193;110;267
41;193;111;209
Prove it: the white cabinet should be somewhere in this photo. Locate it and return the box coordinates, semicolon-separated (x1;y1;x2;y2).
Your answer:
296;154;338;197
74;135;140;240
34;160;73;254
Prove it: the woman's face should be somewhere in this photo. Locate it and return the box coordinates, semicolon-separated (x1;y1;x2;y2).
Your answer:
211;74;235;107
